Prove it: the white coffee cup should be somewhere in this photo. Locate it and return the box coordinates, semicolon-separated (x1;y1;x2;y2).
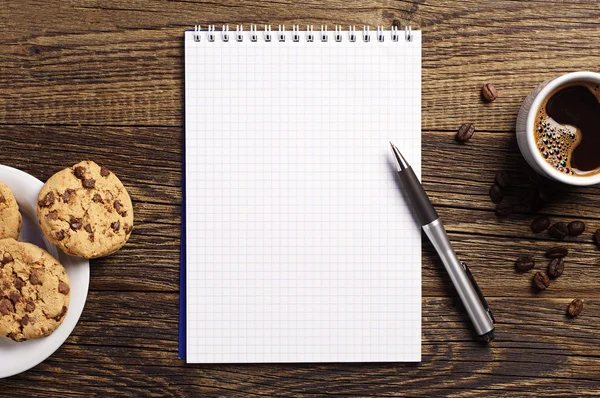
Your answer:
516;71;600;186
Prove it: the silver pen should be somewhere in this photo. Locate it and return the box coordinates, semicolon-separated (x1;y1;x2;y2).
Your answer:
389;142;495;342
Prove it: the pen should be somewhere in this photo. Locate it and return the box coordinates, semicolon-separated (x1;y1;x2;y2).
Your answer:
389;142;495;342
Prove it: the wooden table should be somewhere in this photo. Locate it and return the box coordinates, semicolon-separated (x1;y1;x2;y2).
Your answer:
2;1;600;396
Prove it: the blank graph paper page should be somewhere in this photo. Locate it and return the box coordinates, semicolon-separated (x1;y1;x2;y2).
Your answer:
184;28;422;363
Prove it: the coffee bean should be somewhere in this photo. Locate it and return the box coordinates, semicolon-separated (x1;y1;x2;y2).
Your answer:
547;258;564;279
495;201;513;217
489;184;503;203
533;272;550;291
548;222;568;240
567;298;583;317
515;255;535;272
568;220;585;236
456;123;475;142
494;171;511;189
531;216;550;233
594;229;600;247
481;83;498;102
527;189;545;212
545;246;568;258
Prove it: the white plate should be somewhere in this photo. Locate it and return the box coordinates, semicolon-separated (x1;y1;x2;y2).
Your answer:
0;165;90;379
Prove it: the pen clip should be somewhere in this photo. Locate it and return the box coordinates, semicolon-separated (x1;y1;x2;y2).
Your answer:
461;262;495;324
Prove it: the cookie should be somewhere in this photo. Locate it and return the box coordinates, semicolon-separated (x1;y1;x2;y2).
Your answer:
0;182;22;240
0;238;71;342
37;161;134;259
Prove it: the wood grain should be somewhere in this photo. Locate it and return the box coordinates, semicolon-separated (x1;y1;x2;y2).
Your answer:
2;0;600;396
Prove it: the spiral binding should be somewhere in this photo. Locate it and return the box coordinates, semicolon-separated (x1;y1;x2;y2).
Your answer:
193;25;413;43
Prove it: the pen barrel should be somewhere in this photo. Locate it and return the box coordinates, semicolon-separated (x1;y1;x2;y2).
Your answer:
422;219;495;336
399;167;438;226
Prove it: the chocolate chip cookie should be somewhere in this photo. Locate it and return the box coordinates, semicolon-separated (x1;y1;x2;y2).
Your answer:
0;238;71;342
37;161;134;259
0;181;22;240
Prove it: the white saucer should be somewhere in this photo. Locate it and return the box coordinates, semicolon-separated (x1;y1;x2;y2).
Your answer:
0;165;90;379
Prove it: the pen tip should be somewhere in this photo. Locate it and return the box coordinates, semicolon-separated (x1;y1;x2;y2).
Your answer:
389;141;408;171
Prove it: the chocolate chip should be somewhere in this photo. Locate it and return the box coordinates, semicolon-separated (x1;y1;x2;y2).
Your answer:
70;217;82;231
82;178;96;189
100;166;110;177
0;193;5;204
54;305;67;321
113;200;127;217
55;230;66;241
88;234;95;242
26;300;35;313
84;224;93;233
13;277;25;290
111;221;120;232
46;210;58;220
73;166;87;180
124;223;133;235
61;188;75;203
20;315;30;326
0;298;14;315
92;193;103;203
29;269;43;285
6;332;18;341
58;281;70;295
1;253;13;265
39;191;55;208
9;291;20;303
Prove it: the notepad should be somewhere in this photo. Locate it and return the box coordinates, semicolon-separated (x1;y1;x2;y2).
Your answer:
182;26;422;363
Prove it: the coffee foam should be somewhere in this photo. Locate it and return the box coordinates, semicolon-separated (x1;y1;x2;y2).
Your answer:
534;82;600;176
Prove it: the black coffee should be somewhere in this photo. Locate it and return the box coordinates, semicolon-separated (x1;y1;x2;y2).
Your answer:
534;82;600;176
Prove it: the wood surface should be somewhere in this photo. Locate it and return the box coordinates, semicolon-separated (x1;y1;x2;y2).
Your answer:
2;0;600;396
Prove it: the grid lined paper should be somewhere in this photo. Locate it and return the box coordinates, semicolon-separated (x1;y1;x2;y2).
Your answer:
184;29;422;363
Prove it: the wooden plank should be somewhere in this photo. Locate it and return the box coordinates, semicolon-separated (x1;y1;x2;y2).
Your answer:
4;293;600;396
1;1;599;130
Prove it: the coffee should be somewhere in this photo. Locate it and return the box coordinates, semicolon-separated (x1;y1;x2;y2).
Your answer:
534;82;600;176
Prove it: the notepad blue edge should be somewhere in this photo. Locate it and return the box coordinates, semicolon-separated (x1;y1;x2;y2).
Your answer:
179;31;189;360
